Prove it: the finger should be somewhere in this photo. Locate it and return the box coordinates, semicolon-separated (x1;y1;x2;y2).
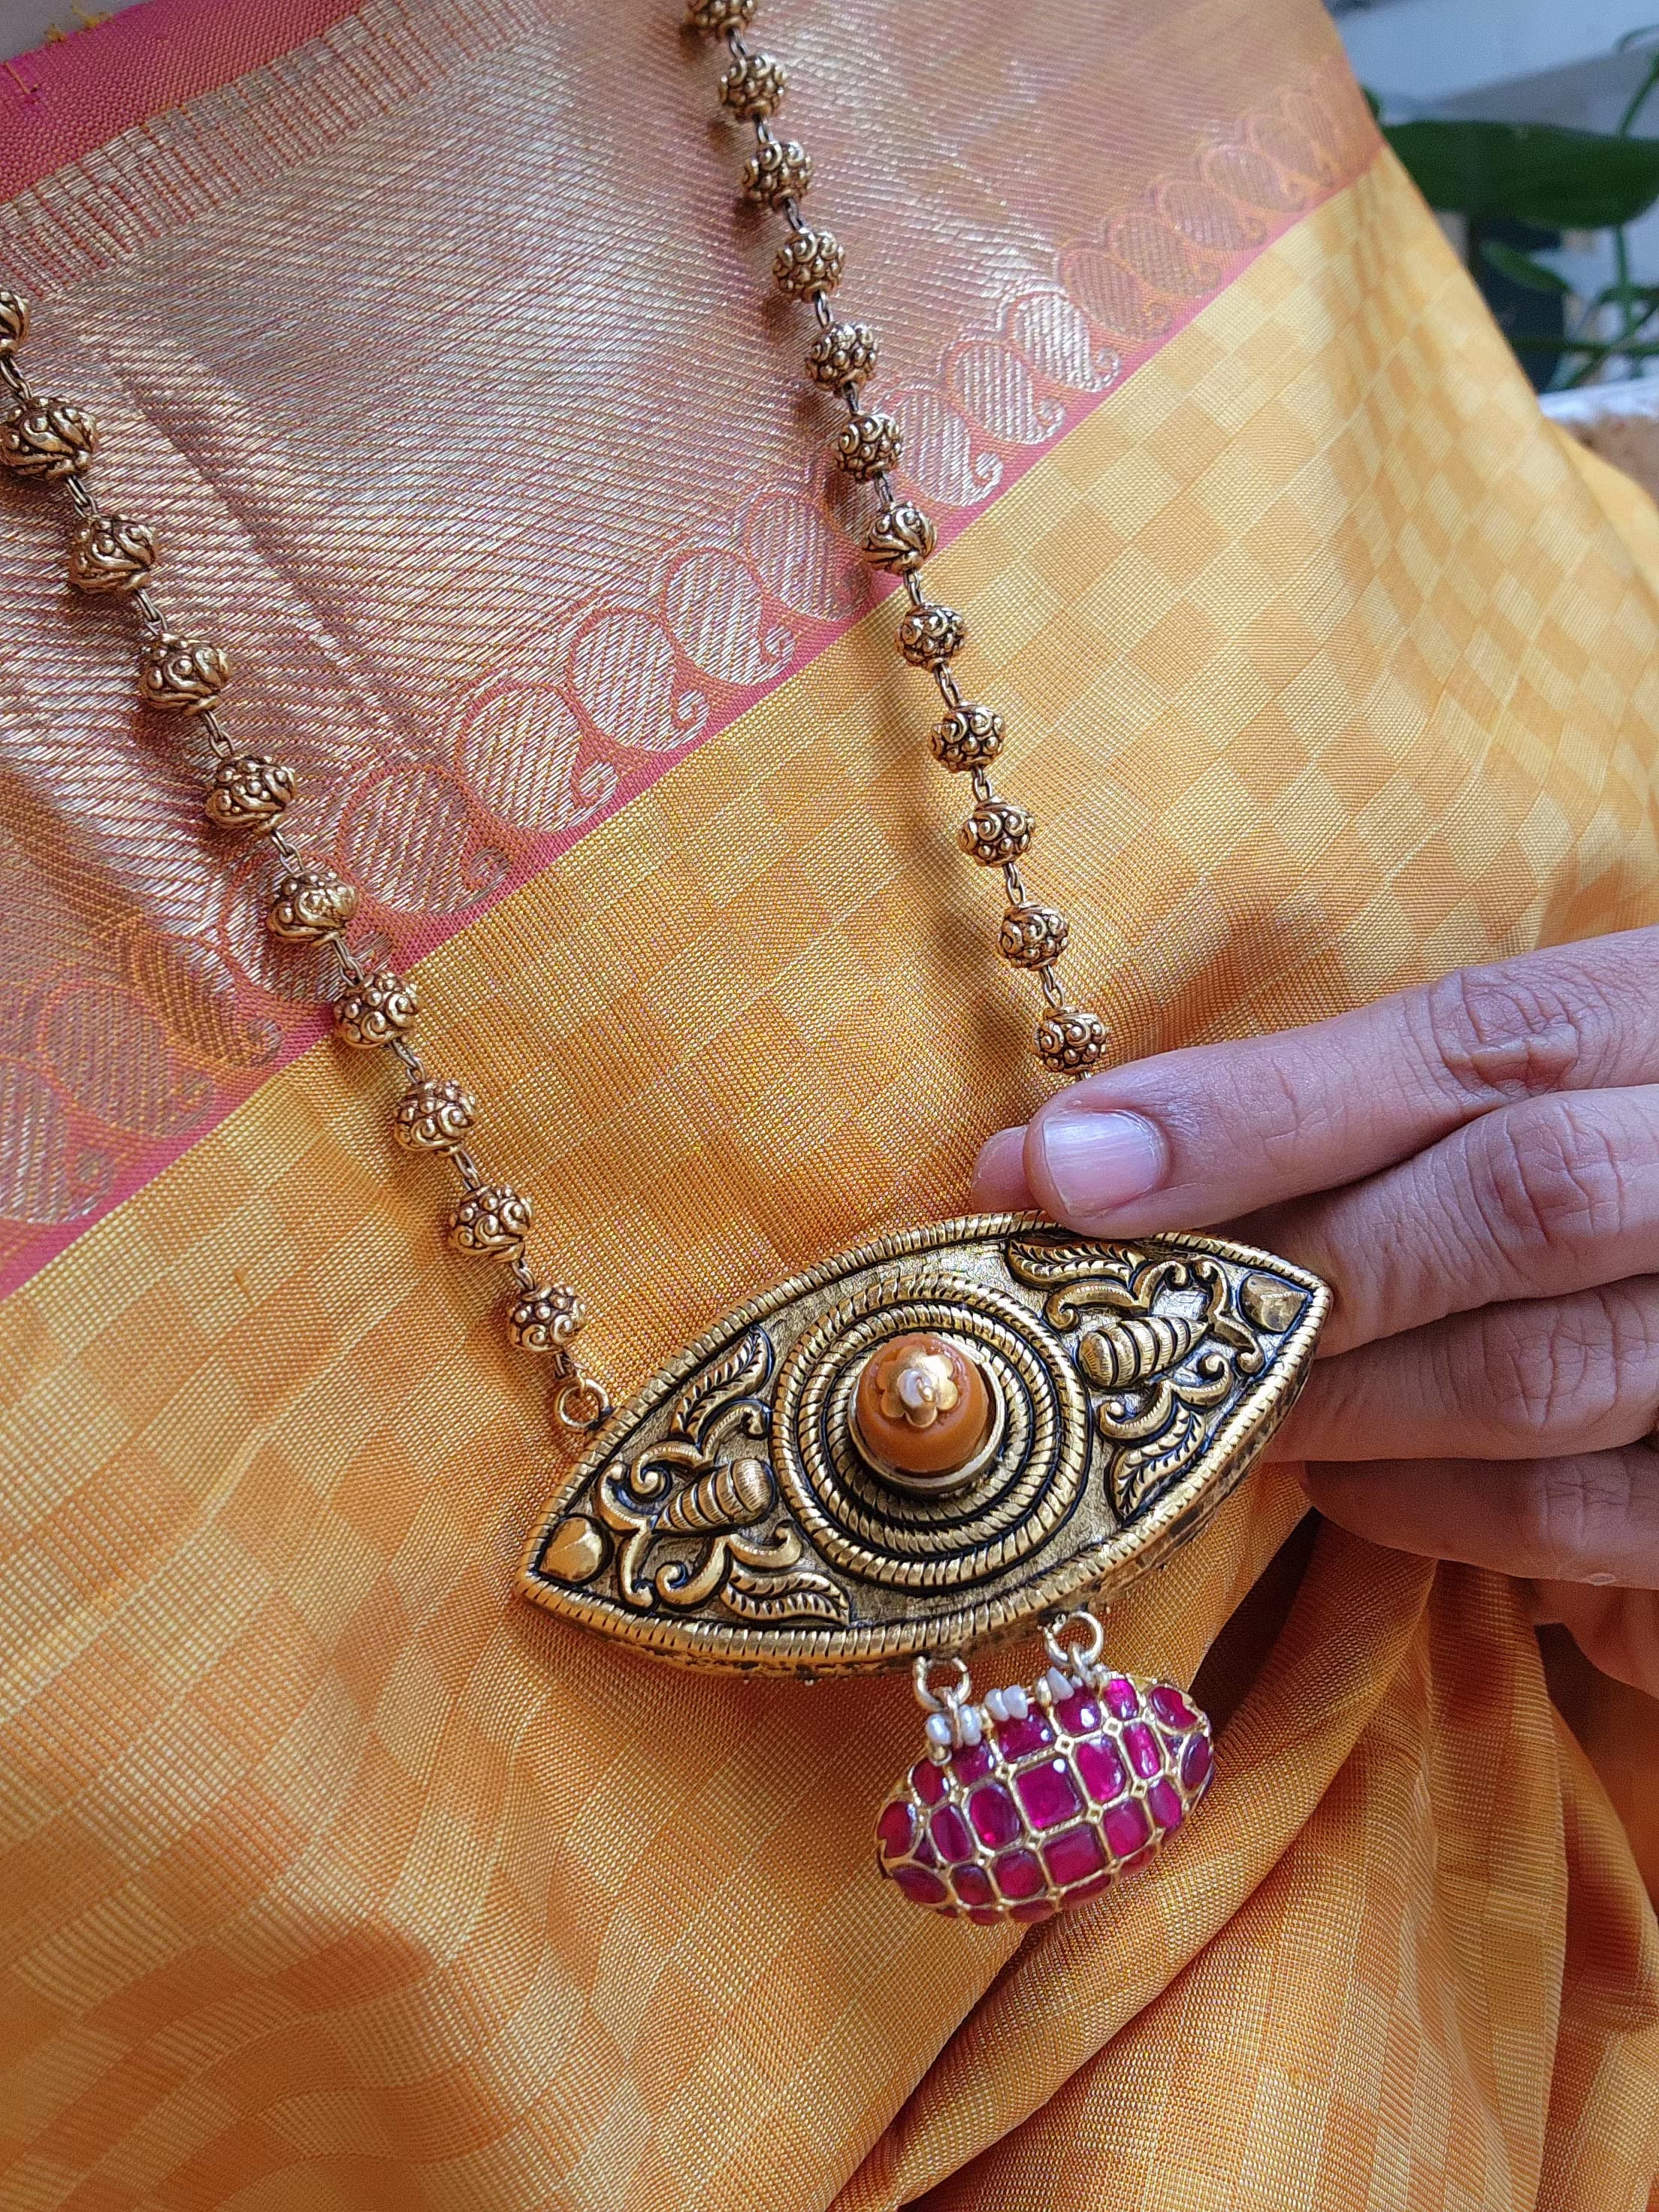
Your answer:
1237;1086;1659;1356
1279;1281;1659;1463
1528;1581;1659;1696
969;929;1659;1237
1302;1448;1659;1587
972;1124;1030;1210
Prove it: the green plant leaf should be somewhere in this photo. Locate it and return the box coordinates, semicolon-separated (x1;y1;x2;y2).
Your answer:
1479;240;1571;292
1386;119;1659;228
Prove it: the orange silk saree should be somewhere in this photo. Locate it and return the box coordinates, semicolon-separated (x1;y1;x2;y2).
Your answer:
0;2;1656;2204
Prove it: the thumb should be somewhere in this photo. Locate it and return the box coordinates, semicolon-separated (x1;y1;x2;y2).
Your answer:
969;978;1497;1235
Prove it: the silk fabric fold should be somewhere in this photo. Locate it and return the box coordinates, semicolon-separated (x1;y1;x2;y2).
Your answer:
0;3;1656;2206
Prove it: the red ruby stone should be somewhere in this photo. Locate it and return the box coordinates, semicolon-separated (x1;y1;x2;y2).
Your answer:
1011;1899;1056;1923
932;1803;975;1863
1123;1722;1163;1780
993;1848;1045;1899
954;1863;995;1908
876;1800;916;1861
969;1781;1022;1849
893;1866;948;1905
1054;1691;1101;1735
1076;1737;1128;1804
951;1742;992;1786
997;1711;1053;1760
911;1758;947;1806
1150;1684;1198;1728
1017;1758;1083;1830
1147;1779;1184;1832
1104;1676;1140;1719
1181;1735;1213;1792
1044;1822;1108;1887
1102;1798;1152;1860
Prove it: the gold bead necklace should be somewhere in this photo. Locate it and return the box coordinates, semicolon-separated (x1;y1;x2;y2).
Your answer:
0;2;1328;1929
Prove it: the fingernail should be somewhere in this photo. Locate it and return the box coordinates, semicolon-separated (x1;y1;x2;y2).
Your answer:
1033;1108;1168;1226
971;1125;1028;1205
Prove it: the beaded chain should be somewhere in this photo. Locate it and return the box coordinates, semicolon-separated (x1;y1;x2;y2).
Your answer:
688;0;1111;1082
0;0;1110;1439
0;291;607;1430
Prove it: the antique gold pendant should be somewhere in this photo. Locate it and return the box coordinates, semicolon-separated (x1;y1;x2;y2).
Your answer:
519;1213;1328;1675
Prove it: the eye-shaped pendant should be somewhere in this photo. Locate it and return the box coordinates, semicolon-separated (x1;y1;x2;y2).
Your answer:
518;1211;1323;1920
519;1212;1328;1672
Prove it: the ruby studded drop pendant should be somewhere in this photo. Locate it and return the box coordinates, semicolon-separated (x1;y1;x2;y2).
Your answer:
875;1612;1214;1924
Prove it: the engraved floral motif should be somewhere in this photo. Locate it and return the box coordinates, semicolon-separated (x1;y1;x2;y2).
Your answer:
447;1183;531;1261
1035;1005;1108;1074
742;137;812;207
773;228;845;300
584;1328;849;1622
1010;1239;1272;1521
508;1281;587;1352
959;796;1032;866
393;1076;475;1153
0;397;98;480
805;319;878;390
265;864;357;941
333;969;419;1050
833;409;902;481
999;902;1068;969
930;704;1005;772
897;602;965;666
204;753;294;833
139;631;228;714
68;513;156;596
863;500;935;573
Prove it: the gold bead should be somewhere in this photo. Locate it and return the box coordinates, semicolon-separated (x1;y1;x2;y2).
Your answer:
0;396;98;480
394;1077;476;1153
0;290;29;356
999;902;1069;969
959;796;1032;866
686;0;754;32
68;512;156;595
833;409;902;481
448;1184;531;1262
897;603;965;666
266;864;357;941
204;752;295;833
930;705;1004;772
773;228;844;300
139;630;228;713
742;137;811;206
863;500;935;574
507;1282;586;1353
720;50;786;118
1035;1007;1109;1074
805;319;877;390
334;969;419;1049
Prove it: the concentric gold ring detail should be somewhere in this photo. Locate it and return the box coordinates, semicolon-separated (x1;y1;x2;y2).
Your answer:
775;1268;1087;1588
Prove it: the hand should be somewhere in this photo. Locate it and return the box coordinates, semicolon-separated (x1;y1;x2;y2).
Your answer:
972;930;1659;1695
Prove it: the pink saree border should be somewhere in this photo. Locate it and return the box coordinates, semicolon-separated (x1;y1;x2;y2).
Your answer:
0;4;1379;1300
0;0;364;202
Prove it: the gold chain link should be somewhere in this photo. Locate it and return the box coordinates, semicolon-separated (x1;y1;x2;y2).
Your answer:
694;0;1114;1083
0;289;609;1432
